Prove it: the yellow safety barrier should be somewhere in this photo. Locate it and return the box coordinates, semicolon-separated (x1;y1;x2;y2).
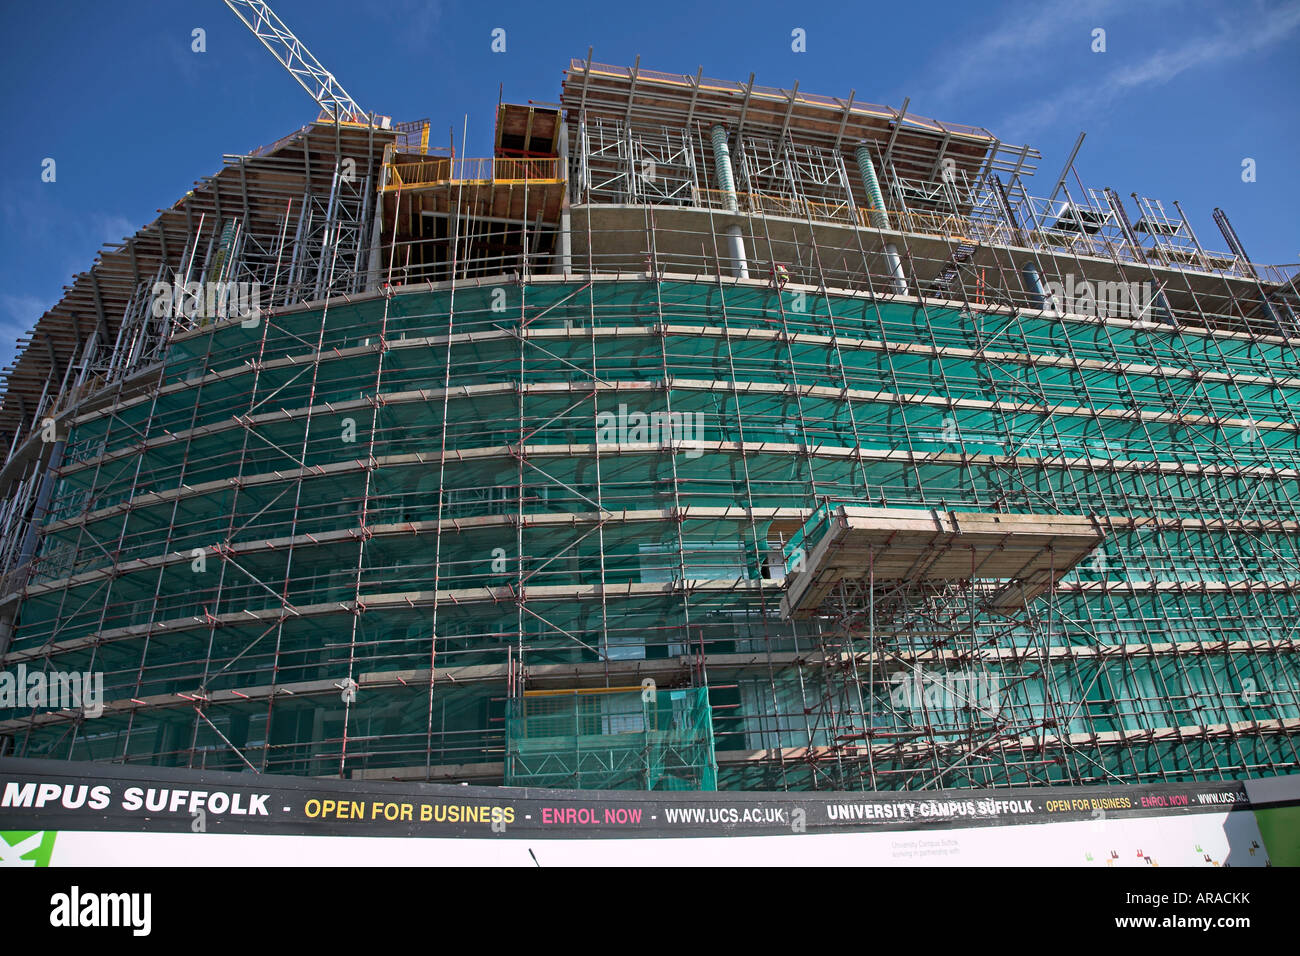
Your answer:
385;157;563;191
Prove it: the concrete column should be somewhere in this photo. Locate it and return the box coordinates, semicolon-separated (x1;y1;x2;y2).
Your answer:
1021;262;1049;310
884;245;908;296
557;119;573;275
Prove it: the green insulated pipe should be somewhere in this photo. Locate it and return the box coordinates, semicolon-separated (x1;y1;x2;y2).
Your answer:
711;124;739;212
710;124;749;279
855;141;906;295
854;143;890;229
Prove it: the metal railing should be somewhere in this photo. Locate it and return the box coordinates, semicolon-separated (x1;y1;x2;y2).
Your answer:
682;187;1273;281
386;157;564;190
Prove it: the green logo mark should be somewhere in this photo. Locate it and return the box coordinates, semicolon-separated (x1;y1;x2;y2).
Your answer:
0;830;57;867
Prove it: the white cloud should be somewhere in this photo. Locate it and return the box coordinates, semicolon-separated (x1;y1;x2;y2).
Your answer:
923;0;1136;106
0;293;56;373
89;213;136;246
0;293;52;334
375;1;444;50
999;0;1300;135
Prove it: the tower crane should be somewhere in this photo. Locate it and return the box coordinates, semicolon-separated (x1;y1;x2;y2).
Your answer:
221;0;380;126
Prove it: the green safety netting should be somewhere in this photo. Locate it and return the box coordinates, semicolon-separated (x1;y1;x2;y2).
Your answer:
506;687;717;791
7;279;1300;788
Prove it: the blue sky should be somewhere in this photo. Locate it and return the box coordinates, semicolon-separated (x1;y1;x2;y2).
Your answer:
1;0;1297;372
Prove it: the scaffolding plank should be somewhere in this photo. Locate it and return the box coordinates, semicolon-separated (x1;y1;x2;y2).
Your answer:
781;506;1103;618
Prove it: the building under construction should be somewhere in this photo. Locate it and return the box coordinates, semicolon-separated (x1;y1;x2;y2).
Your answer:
2;41;1299;793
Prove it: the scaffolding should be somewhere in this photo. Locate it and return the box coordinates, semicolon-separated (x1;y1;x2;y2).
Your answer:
506;686;717;790
1;60;1298;792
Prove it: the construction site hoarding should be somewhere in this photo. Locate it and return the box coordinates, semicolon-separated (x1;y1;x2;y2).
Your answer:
1;757;1296;866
